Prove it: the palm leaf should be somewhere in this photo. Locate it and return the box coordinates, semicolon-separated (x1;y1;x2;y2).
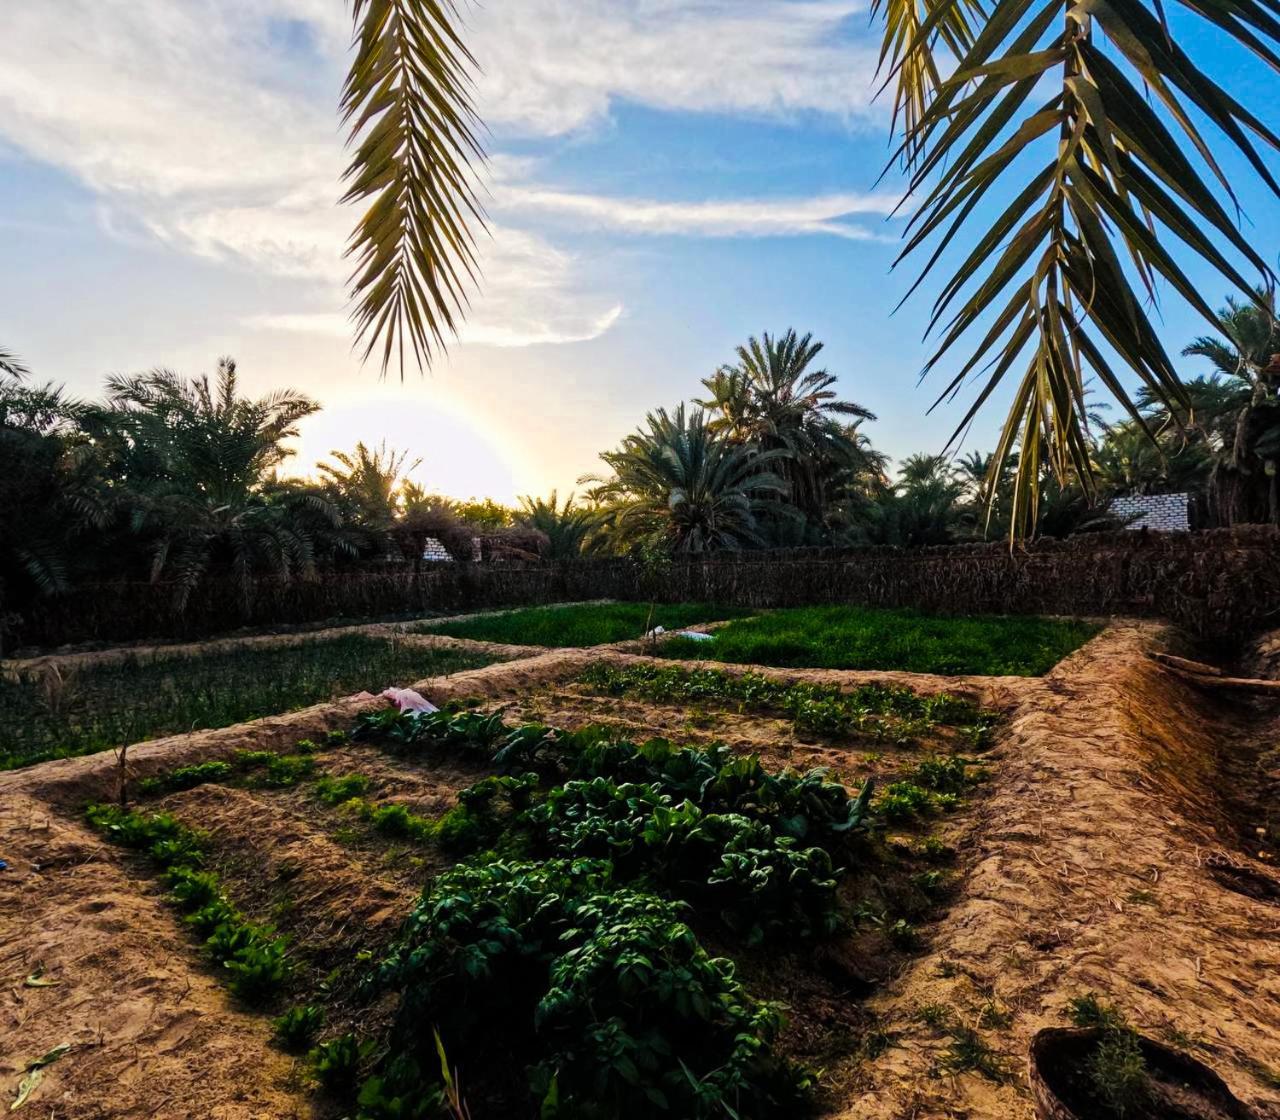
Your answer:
341;0;487;377
883;0;1280;536
0;347;29;381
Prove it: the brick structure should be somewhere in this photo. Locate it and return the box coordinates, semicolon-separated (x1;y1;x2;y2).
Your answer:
1110;492;1190;532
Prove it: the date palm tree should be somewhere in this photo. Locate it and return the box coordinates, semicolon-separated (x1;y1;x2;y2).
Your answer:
318;441;421;559
1179;288;1280;521
101;358;332;611
585;406;790;553
517;491;594;560
698;330;878;535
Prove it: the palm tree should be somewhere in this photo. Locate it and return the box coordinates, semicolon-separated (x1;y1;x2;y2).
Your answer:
698;330;878;535
874;0;1279;535
0;361;111;649
0;347;29;381
586;406;789;553
318;441;421;558
1178;288;1280;523
517;491;593;560
101;358;332;611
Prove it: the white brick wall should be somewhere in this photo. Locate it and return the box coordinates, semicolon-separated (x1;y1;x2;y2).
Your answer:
1110;492;1190;532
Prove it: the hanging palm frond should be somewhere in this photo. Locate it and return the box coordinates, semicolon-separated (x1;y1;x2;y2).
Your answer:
0;347;29;381
880;0;1280;535
341;0;487;376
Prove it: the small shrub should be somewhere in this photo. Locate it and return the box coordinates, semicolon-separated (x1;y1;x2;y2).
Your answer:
315;773;373;805
1088;1028;1150;1116
274;1004;325;1053
311;1033;375;1097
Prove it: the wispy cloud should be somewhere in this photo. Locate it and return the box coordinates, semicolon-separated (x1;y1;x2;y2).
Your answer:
0;1;890;350
470;1;882;136
496;186;901;240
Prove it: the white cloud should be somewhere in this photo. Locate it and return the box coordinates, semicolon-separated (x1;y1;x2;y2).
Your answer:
0;0;890;350
469;0;882;136
496;186;900;240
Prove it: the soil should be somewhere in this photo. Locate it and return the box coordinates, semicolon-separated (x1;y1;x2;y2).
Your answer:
2;623;1279;1118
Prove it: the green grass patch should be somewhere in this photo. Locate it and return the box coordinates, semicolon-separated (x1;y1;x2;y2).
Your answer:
414;601;749;648
657;606;1099;676
0;636;493;772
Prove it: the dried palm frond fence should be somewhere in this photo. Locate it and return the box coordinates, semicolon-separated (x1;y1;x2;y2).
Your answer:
7;527;1279;652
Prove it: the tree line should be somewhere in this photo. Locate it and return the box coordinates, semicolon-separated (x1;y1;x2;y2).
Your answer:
2;291;1277;618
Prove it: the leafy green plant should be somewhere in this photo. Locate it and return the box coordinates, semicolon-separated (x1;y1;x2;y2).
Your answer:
274;1004;325;1053
243;752;315;788
311;1033;375;1097
368;802;434;842
221;935;290;1004
374;858;811;1119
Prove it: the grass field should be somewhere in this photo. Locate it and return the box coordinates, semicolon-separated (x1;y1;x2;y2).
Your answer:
657;605;1100;676
414;601;747;647
0;636;493;771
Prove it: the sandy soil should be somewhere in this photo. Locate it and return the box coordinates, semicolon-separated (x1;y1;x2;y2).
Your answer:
837;623;1280;1120
3;624;1279;1118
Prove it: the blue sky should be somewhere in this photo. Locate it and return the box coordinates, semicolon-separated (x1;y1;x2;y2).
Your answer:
1;0;1277;502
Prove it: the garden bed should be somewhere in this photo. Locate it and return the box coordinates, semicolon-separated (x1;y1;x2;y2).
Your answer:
2;624;1279;1119
656;605;1101;676
0;635;499;772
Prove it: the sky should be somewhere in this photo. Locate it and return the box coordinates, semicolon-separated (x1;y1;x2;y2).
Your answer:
1;0;1277;503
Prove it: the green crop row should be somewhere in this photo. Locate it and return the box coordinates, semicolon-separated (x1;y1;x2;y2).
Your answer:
84;805;290;1004
577;662;998;746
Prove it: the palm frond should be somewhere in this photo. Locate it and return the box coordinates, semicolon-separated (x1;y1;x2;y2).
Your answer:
0;347;29;381
341;0;487;376
885;0;1280;536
